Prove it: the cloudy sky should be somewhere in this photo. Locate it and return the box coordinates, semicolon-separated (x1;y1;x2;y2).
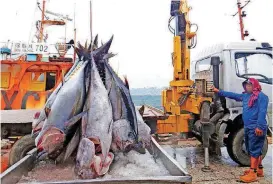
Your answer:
0;0;272;88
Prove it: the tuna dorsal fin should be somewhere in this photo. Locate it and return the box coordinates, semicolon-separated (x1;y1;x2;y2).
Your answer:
124;75;129;89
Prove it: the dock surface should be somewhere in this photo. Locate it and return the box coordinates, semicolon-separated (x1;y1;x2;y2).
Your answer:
162;138;272;184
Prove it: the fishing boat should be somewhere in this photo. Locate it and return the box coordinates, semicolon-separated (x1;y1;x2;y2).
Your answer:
0;0;76;139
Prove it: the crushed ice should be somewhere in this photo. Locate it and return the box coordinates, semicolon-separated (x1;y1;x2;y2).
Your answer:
103;149;170;178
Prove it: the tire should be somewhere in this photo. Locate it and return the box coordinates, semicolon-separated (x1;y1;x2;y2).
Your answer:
1;126;10;139
9;134;35;166
226;128;268;166
226;131;240;164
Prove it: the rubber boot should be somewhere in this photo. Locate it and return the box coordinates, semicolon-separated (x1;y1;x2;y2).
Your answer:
257;167;264;177
240;157;258;183
257;156;264;177
239;169;257;183
242;168;263;177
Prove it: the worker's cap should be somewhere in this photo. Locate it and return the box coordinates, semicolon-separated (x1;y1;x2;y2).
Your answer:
242;79;252;87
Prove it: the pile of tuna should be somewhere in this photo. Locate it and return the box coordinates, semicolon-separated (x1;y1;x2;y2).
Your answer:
32;35;151;179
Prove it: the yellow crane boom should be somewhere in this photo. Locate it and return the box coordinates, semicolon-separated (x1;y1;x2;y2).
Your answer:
160;0;211;135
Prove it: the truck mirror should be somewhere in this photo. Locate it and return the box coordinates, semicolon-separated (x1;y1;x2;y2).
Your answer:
210;56;221;66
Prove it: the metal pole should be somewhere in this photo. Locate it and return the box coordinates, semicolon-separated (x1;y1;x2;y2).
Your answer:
237;0;245;40
73;2;76;62
90;0;93;44
39;0;46;42
204;147;209;168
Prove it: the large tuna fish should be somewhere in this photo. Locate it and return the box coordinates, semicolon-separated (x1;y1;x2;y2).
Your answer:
32;59;84;137
93;37;139;152
31;40;96;137
35;55;92;157
75;52;114;179
111;108;151;153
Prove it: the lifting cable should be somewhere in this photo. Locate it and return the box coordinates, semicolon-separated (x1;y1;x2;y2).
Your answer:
168;16;175;36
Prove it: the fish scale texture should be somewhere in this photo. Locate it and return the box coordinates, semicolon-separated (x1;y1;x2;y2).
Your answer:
84;58;113;162
35;62;87;146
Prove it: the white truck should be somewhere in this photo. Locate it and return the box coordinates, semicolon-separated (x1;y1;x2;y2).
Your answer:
191;41;272;166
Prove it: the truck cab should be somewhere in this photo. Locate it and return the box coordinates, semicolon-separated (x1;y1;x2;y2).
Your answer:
191;41;272;165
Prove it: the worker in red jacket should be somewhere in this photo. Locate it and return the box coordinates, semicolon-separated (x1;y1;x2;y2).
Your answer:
213;78;268;183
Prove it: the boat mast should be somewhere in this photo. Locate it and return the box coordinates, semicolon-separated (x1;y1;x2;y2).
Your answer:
73;2;77;62
39;0;46;42
90;0;93;44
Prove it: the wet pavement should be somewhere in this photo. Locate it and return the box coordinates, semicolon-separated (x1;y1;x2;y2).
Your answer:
162;142;272;184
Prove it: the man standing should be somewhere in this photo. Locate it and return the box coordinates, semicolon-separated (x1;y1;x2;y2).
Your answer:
213;78;269;183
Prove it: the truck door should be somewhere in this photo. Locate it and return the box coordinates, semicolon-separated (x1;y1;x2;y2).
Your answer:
229;50;272;129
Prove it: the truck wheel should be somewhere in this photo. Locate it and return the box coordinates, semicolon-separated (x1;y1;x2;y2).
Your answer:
227;128;268;166
9;134;35;166
1;126;10;139
226;131;240;164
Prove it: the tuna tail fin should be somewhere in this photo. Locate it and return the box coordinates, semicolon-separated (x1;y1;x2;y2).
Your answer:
76;42;85;59
92;34;98;50
77;42;84;50
75;47;81;59
124;75;129;89
84;40;88;49
103;52;117;60
93;35;114;59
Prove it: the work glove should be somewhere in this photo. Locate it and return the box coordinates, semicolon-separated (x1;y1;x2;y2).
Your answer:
255;128;263;136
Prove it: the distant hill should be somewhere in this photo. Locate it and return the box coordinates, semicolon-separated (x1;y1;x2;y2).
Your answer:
130;87;167;96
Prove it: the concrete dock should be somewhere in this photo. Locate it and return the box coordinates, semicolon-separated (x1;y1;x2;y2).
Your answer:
162;139;272;184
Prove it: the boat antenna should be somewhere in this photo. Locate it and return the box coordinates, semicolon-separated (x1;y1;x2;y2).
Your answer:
90;0;93;44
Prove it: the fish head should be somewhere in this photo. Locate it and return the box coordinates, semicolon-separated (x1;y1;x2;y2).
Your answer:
112;119;135;152
75;138;96;179
138;121;152;148
35;126;65;157
135;108;151;147
76;168;96;179
135;109;151;148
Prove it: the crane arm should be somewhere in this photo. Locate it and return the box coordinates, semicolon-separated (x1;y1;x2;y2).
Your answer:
170;0;196;81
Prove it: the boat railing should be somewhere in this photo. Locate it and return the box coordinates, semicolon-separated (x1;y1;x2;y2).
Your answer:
0;41;75;61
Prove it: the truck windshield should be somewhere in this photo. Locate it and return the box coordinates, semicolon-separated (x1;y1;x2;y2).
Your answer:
235;53;272;84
